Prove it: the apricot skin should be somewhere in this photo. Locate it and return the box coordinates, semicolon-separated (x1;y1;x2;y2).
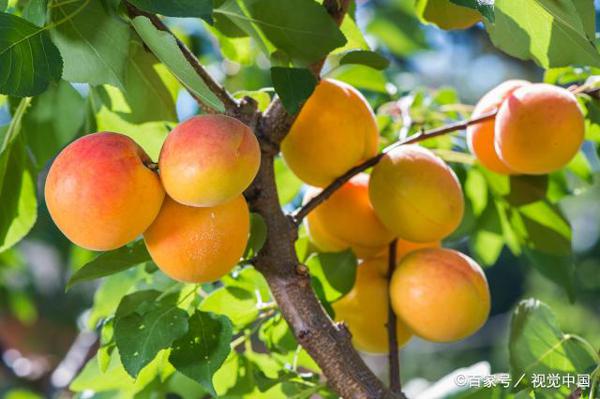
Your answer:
390;248;490;342
333;258;412;353
495;84;585;175
369;145;464;243
281;79;379;187
417;0;481;30
304;174;394;256
44;132;165;251
159;115;260;207
144;196;250;283
467;80;530;174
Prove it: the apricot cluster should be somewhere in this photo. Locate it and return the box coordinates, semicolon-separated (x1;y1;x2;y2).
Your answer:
286;79;489;352
468;81;584;175
45;115;260;283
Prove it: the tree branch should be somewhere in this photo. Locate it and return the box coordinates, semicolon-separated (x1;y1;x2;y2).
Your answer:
292;110;497;223
386;239;403;395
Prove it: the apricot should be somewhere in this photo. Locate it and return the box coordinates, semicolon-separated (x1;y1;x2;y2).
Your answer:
281;79;379;187
304;174;394;256
44;132;164;251
333;258;412;353
416;0;481;30
373;239;440;275
495;84;585;175
467;80;530;174
143;195;249;283
369;145;464;243
390;248;490;342
159;115;260;207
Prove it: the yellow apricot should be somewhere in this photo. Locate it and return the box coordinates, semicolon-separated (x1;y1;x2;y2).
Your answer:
416;0;481;30
159;115;260;207
281;79;379;187
390;248;490;342
304;174;395;256
333;258;412;353
495;84;585;175
44;132;164;251
467;80;530;174
144;196;250;283
369;145;464;242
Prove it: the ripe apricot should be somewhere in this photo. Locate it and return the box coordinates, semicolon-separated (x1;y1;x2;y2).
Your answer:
390;248;490;342
416;0;481;30
281;79;378;187
369;145;464;243
304;174;394;256
495;84;584;175
159;115;260;207
467;80;530;174
333;258;412;353
44;132;164;251
144;196;250;283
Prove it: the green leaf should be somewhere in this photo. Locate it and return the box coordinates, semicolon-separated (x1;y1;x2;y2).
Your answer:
339;50;390;70
244;213;267;258
67;240;151;290
274;156;302;205
50;0;130;88
485;0;600;68
200;285;259;328
0;13;62;97
218;0;346;65
23;0;48;27
114;291;189;378
131;16;225;112
128;0;213;22
88;268;143;328
509;299;599;396
306;250;357;302
505;175;548;207
0;0;6;12
21;80;85;170
270;67;317;114
573;0;596;41
169;311;233;396
450;0;494;22
0;98;38;253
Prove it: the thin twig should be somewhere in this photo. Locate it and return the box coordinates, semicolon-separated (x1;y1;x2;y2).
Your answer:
387;239;401;394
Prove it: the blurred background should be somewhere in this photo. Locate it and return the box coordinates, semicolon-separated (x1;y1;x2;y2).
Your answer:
1;0;599;398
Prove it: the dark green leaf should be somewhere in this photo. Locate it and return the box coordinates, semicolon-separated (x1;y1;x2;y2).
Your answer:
450;0;494;22
339;50;390;70
128;0;213;22
306;250;357;302
0;0;6;12
67;241;151;290
131;16;225;112
114;292;189;378
506;175;548;206
169;311;233;396
0;98;38;253
21;80;85;170
23;0;48;26
510;299;599;396
50;0;130;88
0;13;62;96
271;67;317;114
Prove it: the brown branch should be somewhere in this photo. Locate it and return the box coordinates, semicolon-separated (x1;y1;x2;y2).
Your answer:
386;239;403;395
292;109;498;223
124;2;239;114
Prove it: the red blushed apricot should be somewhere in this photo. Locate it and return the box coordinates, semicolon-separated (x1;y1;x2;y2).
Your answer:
281;79;379;187
333;258;412;353
495;84;585;175
390;248;490;342
369;145;464;243
303;174;395;256
144;196;250;283
44;132;164;251
467;80;530;174
159;115;260;207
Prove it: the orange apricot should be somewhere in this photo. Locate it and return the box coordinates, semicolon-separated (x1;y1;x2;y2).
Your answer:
159;115;260;207
281;79;378;187
495;83;585;175
44;132;164;251
467;80;530;174
333;258;412;353
390;248;490;342
369;145;464;242
144;196;250;283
